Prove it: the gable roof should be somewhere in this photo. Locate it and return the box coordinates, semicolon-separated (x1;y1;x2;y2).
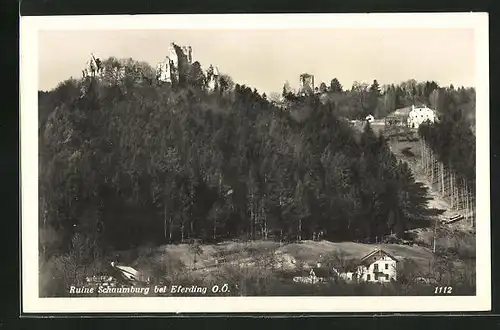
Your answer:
386;106;412;119
359;248;398;265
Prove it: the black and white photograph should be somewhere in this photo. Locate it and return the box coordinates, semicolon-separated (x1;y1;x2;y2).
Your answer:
20;13;490;313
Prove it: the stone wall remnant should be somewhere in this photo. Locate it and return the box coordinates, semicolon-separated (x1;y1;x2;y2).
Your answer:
299;73;315;95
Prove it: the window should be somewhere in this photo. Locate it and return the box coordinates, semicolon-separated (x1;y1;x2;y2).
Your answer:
386;274;389;280
374;264;379;271
367;274;371;281
385;263;388;269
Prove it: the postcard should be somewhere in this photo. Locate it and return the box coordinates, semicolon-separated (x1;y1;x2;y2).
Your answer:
20;13;490;313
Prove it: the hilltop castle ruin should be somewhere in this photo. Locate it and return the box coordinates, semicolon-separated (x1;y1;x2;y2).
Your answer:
155;43;192;84
82;53;105;79
81;42;222;92
155;42;221;91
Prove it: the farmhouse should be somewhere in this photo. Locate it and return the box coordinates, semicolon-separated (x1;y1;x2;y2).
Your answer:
355;248;398;283
385;105;437;130
334;248;399;283
407;105;437;128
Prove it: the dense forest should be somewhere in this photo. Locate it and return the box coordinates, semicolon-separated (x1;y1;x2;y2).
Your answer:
38;57;474;262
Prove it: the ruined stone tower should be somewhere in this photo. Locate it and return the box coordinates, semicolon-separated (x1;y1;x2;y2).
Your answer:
299;73;315;95
206;64;220;91
156;56;173;83
155;42;222;90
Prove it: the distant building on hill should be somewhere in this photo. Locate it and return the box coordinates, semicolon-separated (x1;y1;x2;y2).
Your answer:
385;106;413;127
408;105;437;128
385;105;437;129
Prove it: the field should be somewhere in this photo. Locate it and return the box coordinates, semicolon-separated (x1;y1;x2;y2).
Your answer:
118;239;435;273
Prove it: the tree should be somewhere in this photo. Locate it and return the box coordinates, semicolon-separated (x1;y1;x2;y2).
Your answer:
330;78;343;93
367;79;381;116
319;82;327;93
219;74;234;93
369;79;381;96
187;61;206;88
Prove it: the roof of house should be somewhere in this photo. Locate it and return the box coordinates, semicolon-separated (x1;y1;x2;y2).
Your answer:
113;264;139;277
386;106;412;119
310;267;333;278
359;248;398;265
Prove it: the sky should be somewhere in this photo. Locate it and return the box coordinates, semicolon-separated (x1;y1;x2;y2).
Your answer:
38;28;475;95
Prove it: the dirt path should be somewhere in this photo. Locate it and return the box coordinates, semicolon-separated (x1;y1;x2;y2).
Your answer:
389;139;451;214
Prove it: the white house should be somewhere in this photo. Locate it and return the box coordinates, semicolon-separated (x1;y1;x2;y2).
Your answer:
355;248;398;283
408;105;437;129
365;114;375;123
335;248;398;283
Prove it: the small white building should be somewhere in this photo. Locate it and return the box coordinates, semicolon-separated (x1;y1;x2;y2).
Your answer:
365;114;375;123
408;105;437;129
293;266;332;284
356;248;398;283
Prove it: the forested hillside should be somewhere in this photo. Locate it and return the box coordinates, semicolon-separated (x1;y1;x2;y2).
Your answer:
295;78;475;125
39;58;463;262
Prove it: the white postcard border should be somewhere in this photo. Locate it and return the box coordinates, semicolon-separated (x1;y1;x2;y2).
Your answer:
20;13;490;313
